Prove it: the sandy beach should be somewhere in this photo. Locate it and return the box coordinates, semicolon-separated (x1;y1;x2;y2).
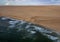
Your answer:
0;6;60;32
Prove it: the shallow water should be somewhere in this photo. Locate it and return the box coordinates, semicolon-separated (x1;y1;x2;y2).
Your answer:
0;16;60;42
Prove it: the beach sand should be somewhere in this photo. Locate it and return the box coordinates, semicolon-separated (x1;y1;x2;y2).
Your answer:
0;6;60;32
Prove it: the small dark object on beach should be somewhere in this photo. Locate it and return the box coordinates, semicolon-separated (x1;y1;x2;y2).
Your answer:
0;16;60;42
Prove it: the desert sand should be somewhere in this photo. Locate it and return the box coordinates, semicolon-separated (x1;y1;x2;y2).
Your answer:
0;6;60;32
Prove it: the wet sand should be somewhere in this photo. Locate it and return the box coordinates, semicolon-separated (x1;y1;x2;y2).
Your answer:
0;6;60;32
